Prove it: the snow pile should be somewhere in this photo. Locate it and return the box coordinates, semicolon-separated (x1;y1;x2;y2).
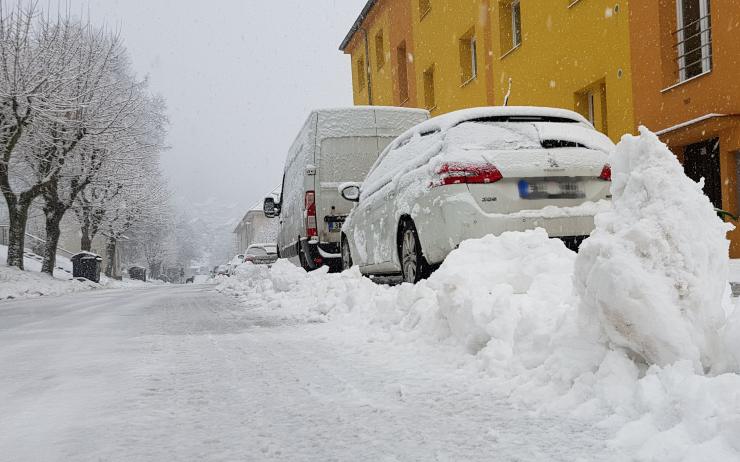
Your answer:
0;246;99;300
0;265;100;300
217;128;740;460
0;245;150;300
575;128;735;373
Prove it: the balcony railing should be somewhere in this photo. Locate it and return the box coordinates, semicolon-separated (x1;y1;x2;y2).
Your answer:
673;13;713;82
0;224;75;259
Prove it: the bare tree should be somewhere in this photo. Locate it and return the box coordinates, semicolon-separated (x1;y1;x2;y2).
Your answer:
0;3;95;268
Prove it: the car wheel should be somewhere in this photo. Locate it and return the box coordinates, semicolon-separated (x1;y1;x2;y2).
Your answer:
341;234;353;270
399;219;426;284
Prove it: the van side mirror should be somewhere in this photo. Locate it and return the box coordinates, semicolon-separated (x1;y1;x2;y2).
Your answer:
264;197;280;218
339;183;361;202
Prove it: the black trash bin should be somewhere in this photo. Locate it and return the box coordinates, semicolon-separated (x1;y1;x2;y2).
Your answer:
71;252;103;283
129;266;147;282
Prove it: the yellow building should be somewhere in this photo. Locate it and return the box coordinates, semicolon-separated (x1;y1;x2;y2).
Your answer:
339;0;636;143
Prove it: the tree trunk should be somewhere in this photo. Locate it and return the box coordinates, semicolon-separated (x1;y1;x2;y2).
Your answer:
80;229;92;252
105;237;116;278
41;206;65;275
5;198;33;270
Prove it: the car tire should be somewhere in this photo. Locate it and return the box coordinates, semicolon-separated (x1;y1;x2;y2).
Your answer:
341;234;353;271
399;219;428;284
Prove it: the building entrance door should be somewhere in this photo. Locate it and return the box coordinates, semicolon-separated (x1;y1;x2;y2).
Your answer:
683;138;722;208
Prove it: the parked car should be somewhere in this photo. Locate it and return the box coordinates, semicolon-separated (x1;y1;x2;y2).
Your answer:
215;265;230;276
243;243;279;266
264;106;429;272
339;106;615;283
226;254;245;276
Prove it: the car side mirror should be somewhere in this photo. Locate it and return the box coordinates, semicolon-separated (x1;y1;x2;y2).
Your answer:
339;183;361;202
264;197;280;218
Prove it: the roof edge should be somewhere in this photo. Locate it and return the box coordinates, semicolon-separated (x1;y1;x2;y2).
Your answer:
339;0;378;52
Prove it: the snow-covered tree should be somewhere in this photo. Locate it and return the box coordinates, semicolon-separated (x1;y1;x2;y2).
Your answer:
0;3;93;269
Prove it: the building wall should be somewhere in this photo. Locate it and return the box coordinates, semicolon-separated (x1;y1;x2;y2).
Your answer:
234;210;279;254
489;0;635;142
630;0;740;255
347;0;417;107
410;0;495;116
342;0;636;143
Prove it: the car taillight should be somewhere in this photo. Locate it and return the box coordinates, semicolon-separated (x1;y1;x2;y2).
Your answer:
305;191;317;237
432;162;503;187
599;164;612;181
245;255;254;262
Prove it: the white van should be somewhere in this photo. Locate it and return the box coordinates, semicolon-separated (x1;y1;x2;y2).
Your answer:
264;106;429;271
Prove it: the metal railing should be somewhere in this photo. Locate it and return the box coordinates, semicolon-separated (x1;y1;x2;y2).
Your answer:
673;14;713;81
0;224;75;259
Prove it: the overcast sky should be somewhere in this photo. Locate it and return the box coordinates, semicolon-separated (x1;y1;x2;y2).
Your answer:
65;0;368;214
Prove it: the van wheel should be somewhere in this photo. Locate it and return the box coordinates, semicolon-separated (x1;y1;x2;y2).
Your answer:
399;219;427;284
341;234;353;270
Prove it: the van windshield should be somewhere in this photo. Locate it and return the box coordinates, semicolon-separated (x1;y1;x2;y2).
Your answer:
319;136;396;183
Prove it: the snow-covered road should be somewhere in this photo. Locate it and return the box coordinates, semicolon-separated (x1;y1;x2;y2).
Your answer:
0;285;615;461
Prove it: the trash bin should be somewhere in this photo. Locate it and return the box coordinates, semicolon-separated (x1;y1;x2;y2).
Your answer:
129;266;147;282
71;252;103;283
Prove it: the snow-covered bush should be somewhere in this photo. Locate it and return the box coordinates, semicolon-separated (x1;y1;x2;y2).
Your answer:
575;127;733;373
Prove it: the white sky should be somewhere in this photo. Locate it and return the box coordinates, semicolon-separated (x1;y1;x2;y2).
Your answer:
64;0;368;214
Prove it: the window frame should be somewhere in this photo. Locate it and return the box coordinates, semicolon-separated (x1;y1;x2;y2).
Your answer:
356;56;366;90
419;0;432;20
423;64;436;111
375;29;385;70
676;0;712;82
511;0;522;49
470;37;478;80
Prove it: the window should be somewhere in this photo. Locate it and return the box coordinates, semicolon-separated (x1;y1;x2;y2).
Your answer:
375;30;385;70
676;0;712;81
423;65;436;110
499;1;522;55
356;56;366;90
396;42;409;103
575;81;608;135
419;0;431;19
511;0;522;48
459;29;477;84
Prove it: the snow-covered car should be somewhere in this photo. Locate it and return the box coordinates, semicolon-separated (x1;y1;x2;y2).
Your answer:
339;106;615;283
243;243;278;266
227;254;245;276
215;265;230;276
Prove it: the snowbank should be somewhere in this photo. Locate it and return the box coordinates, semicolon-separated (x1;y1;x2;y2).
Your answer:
218;232;740;460
217;128;740;461
0;245;151;300
575;128;734;373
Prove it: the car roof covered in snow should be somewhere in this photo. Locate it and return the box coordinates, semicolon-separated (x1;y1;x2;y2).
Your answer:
400;106;592;138
309;106;429;117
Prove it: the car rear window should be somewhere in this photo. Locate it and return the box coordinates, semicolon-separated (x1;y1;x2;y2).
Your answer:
247;247;267;256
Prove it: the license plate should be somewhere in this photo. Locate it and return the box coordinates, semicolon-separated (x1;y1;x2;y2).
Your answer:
518;179;585;199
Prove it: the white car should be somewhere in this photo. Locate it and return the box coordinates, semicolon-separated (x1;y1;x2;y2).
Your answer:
227;254;245;276
339;106;614;283
244;243;279;265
